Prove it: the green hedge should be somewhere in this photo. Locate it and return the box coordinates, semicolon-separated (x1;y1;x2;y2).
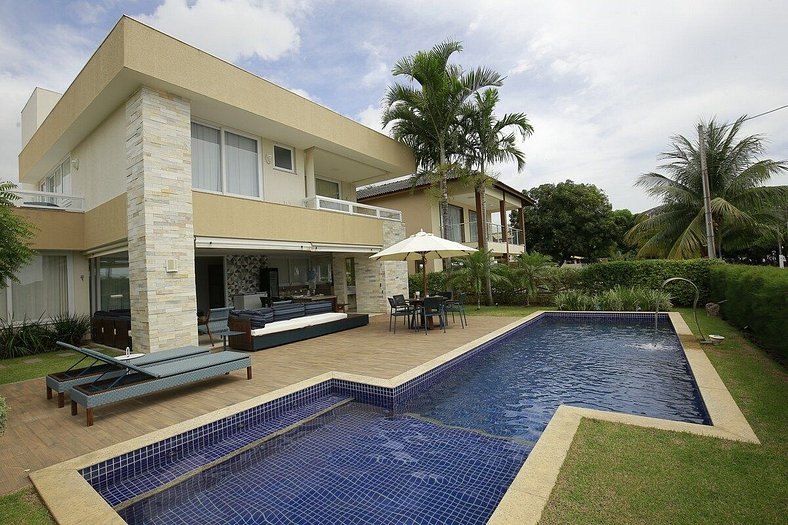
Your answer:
408;272;449;297
709;264;787;358
578;259;721;306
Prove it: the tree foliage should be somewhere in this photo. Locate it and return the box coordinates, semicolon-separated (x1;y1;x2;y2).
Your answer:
382;41;503;240
627;116;788;259
515;180;619;262
0;182;36;287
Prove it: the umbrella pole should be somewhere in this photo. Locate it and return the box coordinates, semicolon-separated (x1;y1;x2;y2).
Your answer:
422;254;428;297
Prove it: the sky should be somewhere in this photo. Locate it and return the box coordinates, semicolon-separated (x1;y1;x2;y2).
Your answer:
0;0;786;213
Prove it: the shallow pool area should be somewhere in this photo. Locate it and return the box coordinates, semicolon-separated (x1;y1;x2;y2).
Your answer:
31;311;759;525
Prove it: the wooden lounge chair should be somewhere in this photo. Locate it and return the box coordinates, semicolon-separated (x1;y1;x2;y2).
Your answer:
57;343;252;426
46;344;211;408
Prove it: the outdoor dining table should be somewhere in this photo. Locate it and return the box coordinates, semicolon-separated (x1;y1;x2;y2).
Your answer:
408;296;446;330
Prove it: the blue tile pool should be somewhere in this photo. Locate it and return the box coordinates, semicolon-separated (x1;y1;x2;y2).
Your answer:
90;313;710;524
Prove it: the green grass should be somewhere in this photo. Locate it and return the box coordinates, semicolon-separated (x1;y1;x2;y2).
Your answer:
540;307;788;524
0;346;120;385
464;304;546;317
0;488;54;525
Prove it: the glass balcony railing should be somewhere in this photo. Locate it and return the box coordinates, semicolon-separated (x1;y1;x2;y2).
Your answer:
303;195;402;222
12;190;84;211
447;222;524;246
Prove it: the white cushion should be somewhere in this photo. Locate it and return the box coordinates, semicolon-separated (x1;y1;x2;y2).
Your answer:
249;313;348;337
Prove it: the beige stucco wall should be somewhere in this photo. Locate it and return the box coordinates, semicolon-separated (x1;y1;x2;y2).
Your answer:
260;138;306;205
84;194;128;250
72;254;90;316
13;208;85;250
192;192;384;246
71;105;127;211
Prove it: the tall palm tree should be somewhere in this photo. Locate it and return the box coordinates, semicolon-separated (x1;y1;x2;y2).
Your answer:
382;40;504;241
627;116;787;258
460;88;533;304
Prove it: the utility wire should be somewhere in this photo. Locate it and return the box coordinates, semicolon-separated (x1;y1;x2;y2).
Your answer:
743;104;788;122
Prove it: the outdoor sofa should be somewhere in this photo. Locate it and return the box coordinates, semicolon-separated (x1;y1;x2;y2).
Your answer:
46;345;210;408
227;300;369;351
57;342;252;426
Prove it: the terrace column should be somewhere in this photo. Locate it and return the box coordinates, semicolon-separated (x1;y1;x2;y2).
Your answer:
355;220;408;313
519;207;527;251
126;87;198;352
305;147;316;199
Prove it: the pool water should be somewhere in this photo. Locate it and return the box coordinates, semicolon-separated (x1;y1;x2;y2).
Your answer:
117;316;709;524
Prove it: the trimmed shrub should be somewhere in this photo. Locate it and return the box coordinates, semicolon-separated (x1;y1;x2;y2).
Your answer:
0;396;5;436
709;264;787;359
408;271;449;297
578;259;721;306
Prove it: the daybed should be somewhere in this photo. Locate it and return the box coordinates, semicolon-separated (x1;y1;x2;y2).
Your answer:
226;300;369;351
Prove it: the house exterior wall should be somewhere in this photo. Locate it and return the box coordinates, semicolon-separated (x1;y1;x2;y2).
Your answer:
71;105;127;211
126;87;197;352
355;220;408;312
21;88;62;148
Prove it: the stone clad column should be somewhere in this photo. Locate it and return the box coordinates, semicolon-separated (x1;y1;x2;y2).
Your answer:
355;220;408;313
126;87;197;352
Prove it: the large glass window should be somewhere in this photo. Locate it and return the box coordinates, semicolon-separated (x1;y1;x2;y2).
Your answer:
98;253;130;311
191;123;221;191
8;255;69;321
191;123;260;197
225;131;259;197
468;210;478;242
447;205;464;242
273;145;294;171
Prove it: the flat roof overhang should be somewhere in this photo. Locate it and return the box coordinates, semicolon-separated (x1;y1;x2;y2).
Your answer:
19;16;415;185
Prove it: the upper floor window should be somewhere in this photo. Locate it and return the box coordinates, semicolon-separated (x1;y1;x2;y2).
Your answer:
191;122;260;198
316;178;340;199
273;144;294;172
39;157;71;195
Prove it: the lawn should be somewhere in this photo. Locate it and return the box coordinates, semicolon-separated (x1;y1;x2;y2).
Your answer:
0;308;784;523
0;346;121;385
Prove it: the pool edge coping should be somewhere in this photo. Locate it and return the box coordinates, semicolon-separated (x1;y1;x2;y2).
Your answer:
30;311;759;525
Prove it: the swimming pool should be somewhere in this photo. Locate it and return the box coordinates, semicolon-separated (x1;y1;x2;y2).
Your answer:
93;313;709;524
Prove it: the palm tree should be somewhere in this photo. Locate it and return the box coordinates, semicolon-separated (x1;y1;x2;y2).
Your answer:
447;249;506;309
627;116;787;258
460;89;533;304
507;251;553;305
382;41;503;241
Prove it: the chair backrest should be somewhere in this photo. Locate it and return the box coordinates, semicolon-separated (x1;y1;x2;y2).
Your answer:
437;291;453;300
393;294;406;306
423;296;443;313
455;291;466;304
55;342;158;377
387;297;397;309
207;307;233;331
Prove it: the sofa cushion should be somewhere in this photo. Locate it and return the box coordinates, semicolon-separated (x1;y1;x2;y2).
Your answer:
303;301;333;315
249;313;348;337
273;302;306;321
230;307;274;329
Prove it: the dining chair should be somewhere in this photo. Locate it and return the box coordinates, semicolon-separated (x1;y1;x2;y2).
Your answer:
418;296;446;334
387;297;412;334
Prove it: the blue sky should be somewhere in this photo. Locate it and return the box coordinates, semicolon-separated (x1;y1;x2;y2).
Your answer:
1;0;786;212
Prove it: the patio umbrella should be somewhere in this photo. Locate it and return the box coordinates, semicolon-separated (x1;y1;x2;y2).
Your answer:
369;229;477;297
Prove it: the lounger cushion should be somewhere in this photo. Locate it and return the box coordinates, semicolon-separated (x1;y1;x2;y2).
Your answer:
250;312;347;336
231;308;273;328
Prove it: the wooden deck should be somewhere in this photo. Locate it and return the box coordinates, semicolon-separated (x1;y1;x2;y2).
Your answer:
0;314;518;495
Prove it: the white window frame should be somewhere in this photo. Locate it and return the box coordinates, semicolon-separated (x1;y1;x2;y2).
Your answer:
272;144;295;173
191;119;264;199
39;155;71;195
315;176;342;200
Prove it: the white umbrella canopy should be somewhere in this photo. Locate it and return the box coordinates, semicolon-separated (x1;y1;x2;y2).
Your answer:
370;229;477;296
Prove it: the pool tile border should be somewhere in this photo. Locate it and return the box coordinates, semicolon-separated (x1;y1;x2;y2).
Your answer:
30;311;759;525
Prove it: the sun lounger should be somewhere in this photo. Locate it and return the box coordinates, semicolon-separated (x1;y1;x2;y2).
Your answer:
58;343;252;426
46;344;211;408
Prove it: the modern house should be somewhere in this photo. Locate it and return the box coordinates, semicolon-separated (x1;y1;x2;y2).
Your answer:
357;175;535;274
5;16;413;352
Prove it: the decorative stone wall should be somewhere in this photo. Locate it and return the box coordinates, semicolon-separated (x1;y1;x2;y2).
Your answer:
126;87;197;352
356;220;408;313
332;255;349;308
225;255;267;305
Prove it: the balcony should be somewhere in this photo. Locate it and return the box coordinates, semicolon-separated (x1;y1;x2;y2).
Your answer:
303;195;402;222
12;190;84;212
447;222;525;257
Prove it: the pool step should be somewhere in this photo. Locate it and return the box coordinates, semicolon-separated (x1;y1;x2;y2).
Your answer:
403;412;538;449
98;394;353;509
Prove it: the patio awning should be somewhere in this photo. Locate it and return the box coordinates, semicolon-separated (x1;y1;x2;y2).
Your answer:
194;236;381;254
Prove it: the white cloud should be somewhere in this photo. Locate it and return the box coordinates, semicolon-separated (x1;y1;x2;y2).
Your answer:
135;0;302;62
356;104;389;134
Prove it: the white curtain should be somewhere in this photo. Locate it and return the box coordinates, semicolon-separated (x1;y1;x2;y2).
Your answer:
225;131;259;197
11;255;68;320
191;123;221;191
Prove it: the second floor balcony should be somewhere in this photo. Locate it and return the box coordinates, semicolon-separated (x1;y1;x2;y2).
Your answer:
303;195;402;222
12;190;84;212
446;221;525;257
